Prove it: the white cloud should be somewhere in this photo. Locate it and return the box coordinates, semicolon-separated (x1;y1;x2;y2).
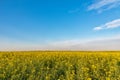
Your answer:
45;36;120;51
1;36;120;51
88;0;120;12
93;19;120;30
93;26;104;30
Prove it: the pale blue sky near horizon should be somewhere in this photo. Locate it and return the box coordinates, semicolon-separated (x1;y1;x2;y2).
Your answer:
0;0;120;50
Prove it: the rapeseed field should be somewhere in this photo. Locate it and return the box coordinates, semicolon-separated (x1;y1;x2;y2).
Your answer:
0;51;120;80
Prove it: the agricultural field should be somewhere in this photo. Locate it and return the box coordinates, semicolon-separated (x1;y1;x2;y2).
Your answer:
0;51;120;80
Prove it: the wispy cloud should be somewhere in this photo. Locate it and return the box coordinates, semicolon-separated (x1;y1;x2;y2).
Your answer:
93;19;120;30
1;36;120;51
45;36;120;51
88;0;120;12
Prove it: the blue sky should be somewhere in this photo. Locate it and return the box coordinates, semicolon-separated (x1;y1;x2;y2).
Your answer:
0;0;120;50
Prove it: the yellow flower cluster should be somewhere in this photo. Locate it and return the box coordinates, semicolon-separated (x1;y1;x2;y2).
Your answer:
0;51;120;80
